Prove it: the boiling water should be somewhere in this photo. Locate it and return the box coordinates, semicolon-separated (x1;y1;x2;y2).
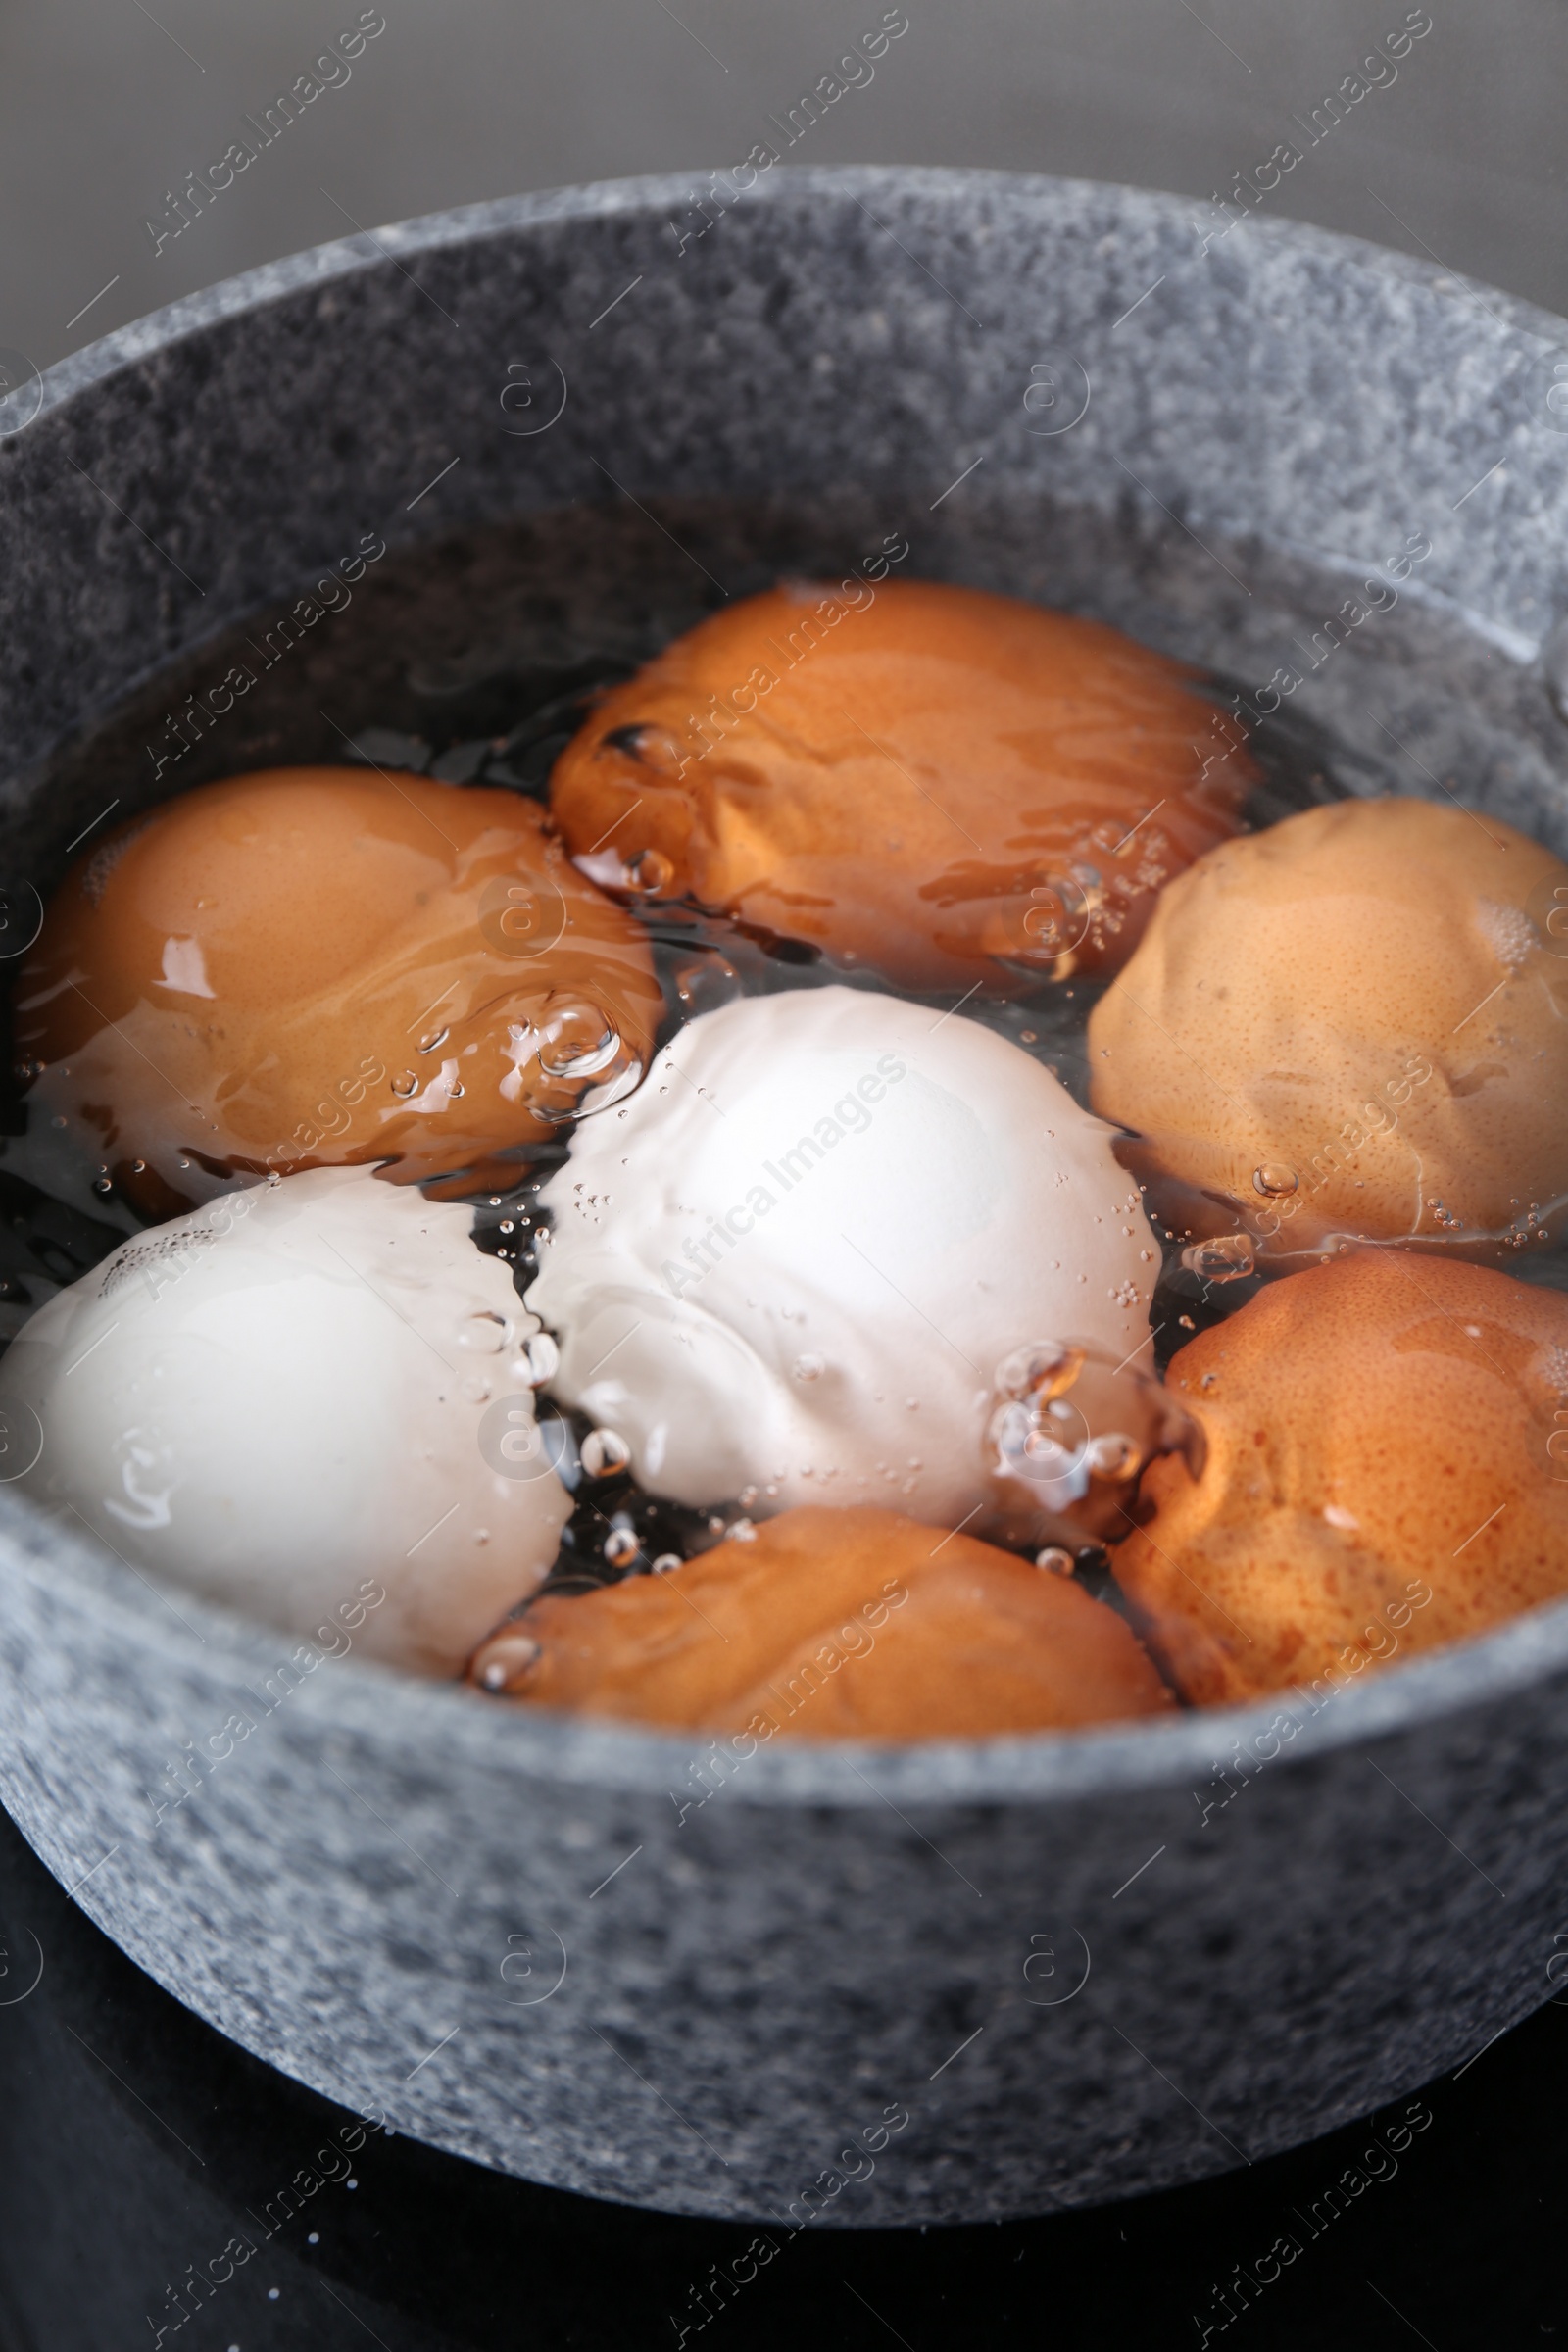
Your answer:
5;490;1566;1614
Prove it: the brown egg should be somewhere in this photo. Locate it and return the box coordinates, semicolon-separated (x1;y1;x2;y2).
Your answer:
470;1504;1174;1738
1112;1252;1568;1707
549;580;1253;991
15;767;663;1212
1088;796;1568;1261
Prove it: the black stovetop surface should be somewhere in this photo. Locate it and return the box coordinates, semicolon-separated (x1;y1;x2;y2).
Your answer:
0;1805;1562;2352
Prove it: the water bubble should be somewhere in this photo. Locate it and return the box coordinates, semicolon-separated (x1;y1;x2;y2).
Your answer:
651;1552;683;1575
1011;872;1092;964
580;1426;632;1478
390;1071;418;1098
1180;1232;1256;1283
994;1341;1086;1403
626;847;676;897
983;1337;1203;1550
1035;1545;1075;1575
728;1518;758;1543
475;1633;541;1691
675;954;741;1015
603;1523;640;1567
522;1332;559;1386
537;1002;623;1082
91;1175;113;1196
1085;1431;1141;1479
793;1352;824;1382
990;1394;1091;1495
1252;1163;1298;1199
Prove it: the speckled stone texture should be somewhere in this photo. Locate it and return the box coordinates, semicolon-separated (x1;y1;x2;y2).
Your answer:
3;170;1568;2224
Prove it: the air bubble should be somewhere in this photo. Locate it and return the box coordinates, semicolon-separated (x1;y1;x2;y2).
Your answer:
1252;1163;1298;1198
1181;1233;1255;1283
793;1353;824;1382
675;954;741;1015
1085;1431;1141;1479
476;1634;541;1691
994;1341;1085;1403
626;847;676;896
580;1426;632;1477
537;1002;623;1082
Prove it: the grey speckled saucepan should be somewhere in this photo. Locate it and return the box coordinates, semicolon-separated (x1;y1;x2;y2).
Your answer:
3;169;1568;2225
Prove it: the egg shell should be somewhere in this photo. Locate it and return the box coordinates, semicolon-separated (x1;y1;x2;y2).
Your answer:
15;766;663;1215
1112;1250;1568;1706
1088;796;1568;1258
550;580;1253;991
476;1504;1174;1737
524;985;1158;1523
0;1166;571;1676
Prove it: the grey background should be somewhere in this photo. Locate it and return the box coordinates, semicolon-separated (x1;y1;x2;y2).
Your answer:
1;0;1564;379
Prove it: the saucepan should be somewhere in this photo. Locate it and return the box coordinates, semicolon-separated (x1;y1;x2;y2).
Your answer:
1;166;1566;2224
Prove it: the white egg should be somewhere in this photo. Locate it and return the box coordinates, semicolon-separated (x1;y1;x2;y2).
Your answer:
0;1166;570;1676
526;986;1156;1525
